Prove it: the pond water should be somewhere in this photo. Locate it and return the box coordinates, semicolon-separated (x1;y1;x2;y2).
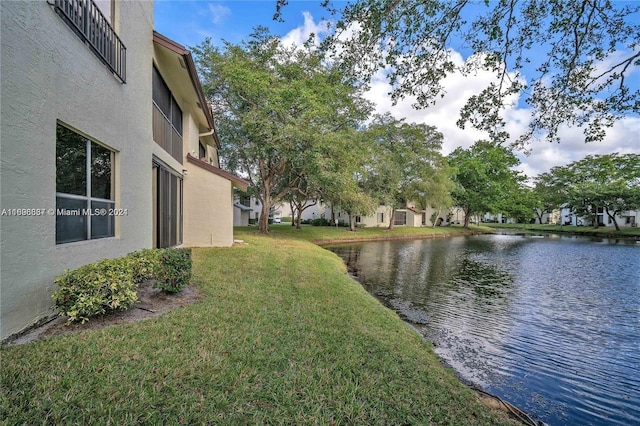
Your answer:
327;233;640;426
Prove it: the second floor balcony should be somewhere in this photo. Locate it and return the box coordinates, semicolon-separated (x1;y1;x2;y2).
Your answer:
51;0;126;82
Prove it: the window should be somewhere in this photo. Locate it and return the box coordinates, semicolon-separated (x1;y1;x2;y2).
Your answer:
56;124;115;244
377;212;385;223
199;141;206;160
393;211;406;226
355;216;361;223
152;66;183;163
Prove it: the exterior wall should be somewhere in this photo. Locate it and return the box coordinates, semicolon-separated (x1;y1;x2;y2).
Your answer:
359;205;392;228
233;206;250;226
560;207;639;227
423;206;449;226
0;0;154;340
183;161;234;247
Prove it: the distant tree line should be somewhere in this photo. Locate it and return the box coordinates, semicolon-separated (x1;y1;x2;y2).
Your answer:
192;29;640;233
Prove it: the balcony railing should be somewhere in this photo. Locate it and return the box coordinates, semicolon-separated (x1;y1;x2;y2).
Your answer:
153;102;183;164
51;0;126;83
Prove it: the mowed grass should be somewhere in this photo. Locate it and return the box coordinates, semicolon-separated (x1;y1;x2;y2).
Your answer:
245;222;493;244
1;229;514;425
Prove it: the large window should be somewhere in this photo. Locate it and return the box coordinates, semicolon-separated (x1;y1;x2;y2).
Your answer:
56;124;115;244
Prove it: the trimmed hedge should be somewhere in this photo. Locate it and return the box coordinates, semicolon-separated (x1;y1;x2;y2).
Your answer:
153;248;192;294
52;258;137;324
52;248;192;324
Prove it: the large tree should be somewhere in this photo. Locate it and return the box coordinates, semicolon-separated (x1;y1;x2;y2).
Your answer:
543;153;640;230
448;140;522;228
276;0;640;147
531;172;566;224
362;113;447;229
192;28;370;233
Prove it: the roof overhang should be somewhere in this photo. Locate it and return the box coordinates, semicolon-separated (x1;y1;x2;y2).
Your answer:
186;154;249;191
234;203;252;211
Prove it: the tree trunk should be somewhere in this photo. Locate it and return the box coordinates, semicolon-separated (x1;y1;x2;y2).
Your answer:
387;207;395;230
535;210;543;224
258;193;270;234
290;201;296;227
605;208;620;231
431;207;441;229
348;213;356;232
296;206;302;229
463;207;471;228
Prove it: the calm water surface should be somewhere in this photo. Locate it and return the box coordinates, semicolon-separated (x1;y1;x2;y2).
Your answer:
328;233;640;426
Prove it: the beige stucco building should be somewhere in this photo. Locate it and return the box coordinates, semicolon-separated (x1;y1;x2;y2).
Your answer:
1;0;246;341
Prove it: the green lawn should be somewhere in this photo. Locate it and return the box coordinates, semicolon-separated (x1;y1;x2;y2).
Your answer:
241;222;493;244
485;222;640;237
1;226;515;425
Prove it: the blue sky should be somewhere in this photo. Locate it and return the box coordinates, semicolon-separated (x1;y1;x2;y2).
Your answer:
154;1;640;177
155;1;331;48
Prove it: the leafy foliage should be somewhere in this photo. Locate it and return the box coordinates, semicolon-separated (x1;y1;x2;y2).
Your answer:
361;113;451;229
276;0;640;147
192;28;372;234
128;248;162;283
52;258;138;324
153;248;193;294
52;248;193;323
448;141;522;227
539;153;640;230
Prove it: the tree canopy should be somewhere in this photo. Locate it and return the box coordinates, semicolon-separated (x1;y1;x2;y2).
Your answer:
539;153;640;230
192;28;372;233
276;0;640;147
362;113;450;229
448;140;522;228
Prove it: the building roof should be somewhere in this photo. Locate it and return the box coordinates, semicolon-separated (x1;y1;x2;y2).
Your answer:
186;154;249;191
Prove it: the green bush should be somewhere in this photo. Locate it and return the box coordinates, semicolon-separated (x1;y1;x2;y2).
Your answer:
153;248;192;294
52;258;138;324
281;216;293;222
310;217;331;226
128;248;162;283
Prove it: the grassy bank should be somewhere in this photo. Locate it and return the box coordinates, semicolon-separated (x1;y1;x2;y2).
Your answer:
241;222;493;244
1;228;514;424
485;223;640;238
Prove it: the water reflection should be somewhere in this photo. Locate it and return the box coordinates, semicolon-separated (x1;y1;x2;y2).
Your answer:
328;234;640;426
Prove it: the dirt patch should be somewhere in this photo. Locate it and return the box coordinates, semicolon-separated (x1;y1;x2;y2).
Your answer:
5;280;200;346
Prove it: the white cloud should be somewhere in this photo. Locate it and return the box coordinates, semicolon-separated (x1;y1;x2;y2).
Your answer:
208;4;231;24
281;12;330;48
286;14;640;178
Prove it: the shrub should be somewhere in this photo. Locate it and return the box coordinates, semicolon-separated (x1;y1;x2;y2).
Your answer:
128;248;162;283
281;216;293;222
310;217;331;226
153;248;192;294
52;258;138;324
